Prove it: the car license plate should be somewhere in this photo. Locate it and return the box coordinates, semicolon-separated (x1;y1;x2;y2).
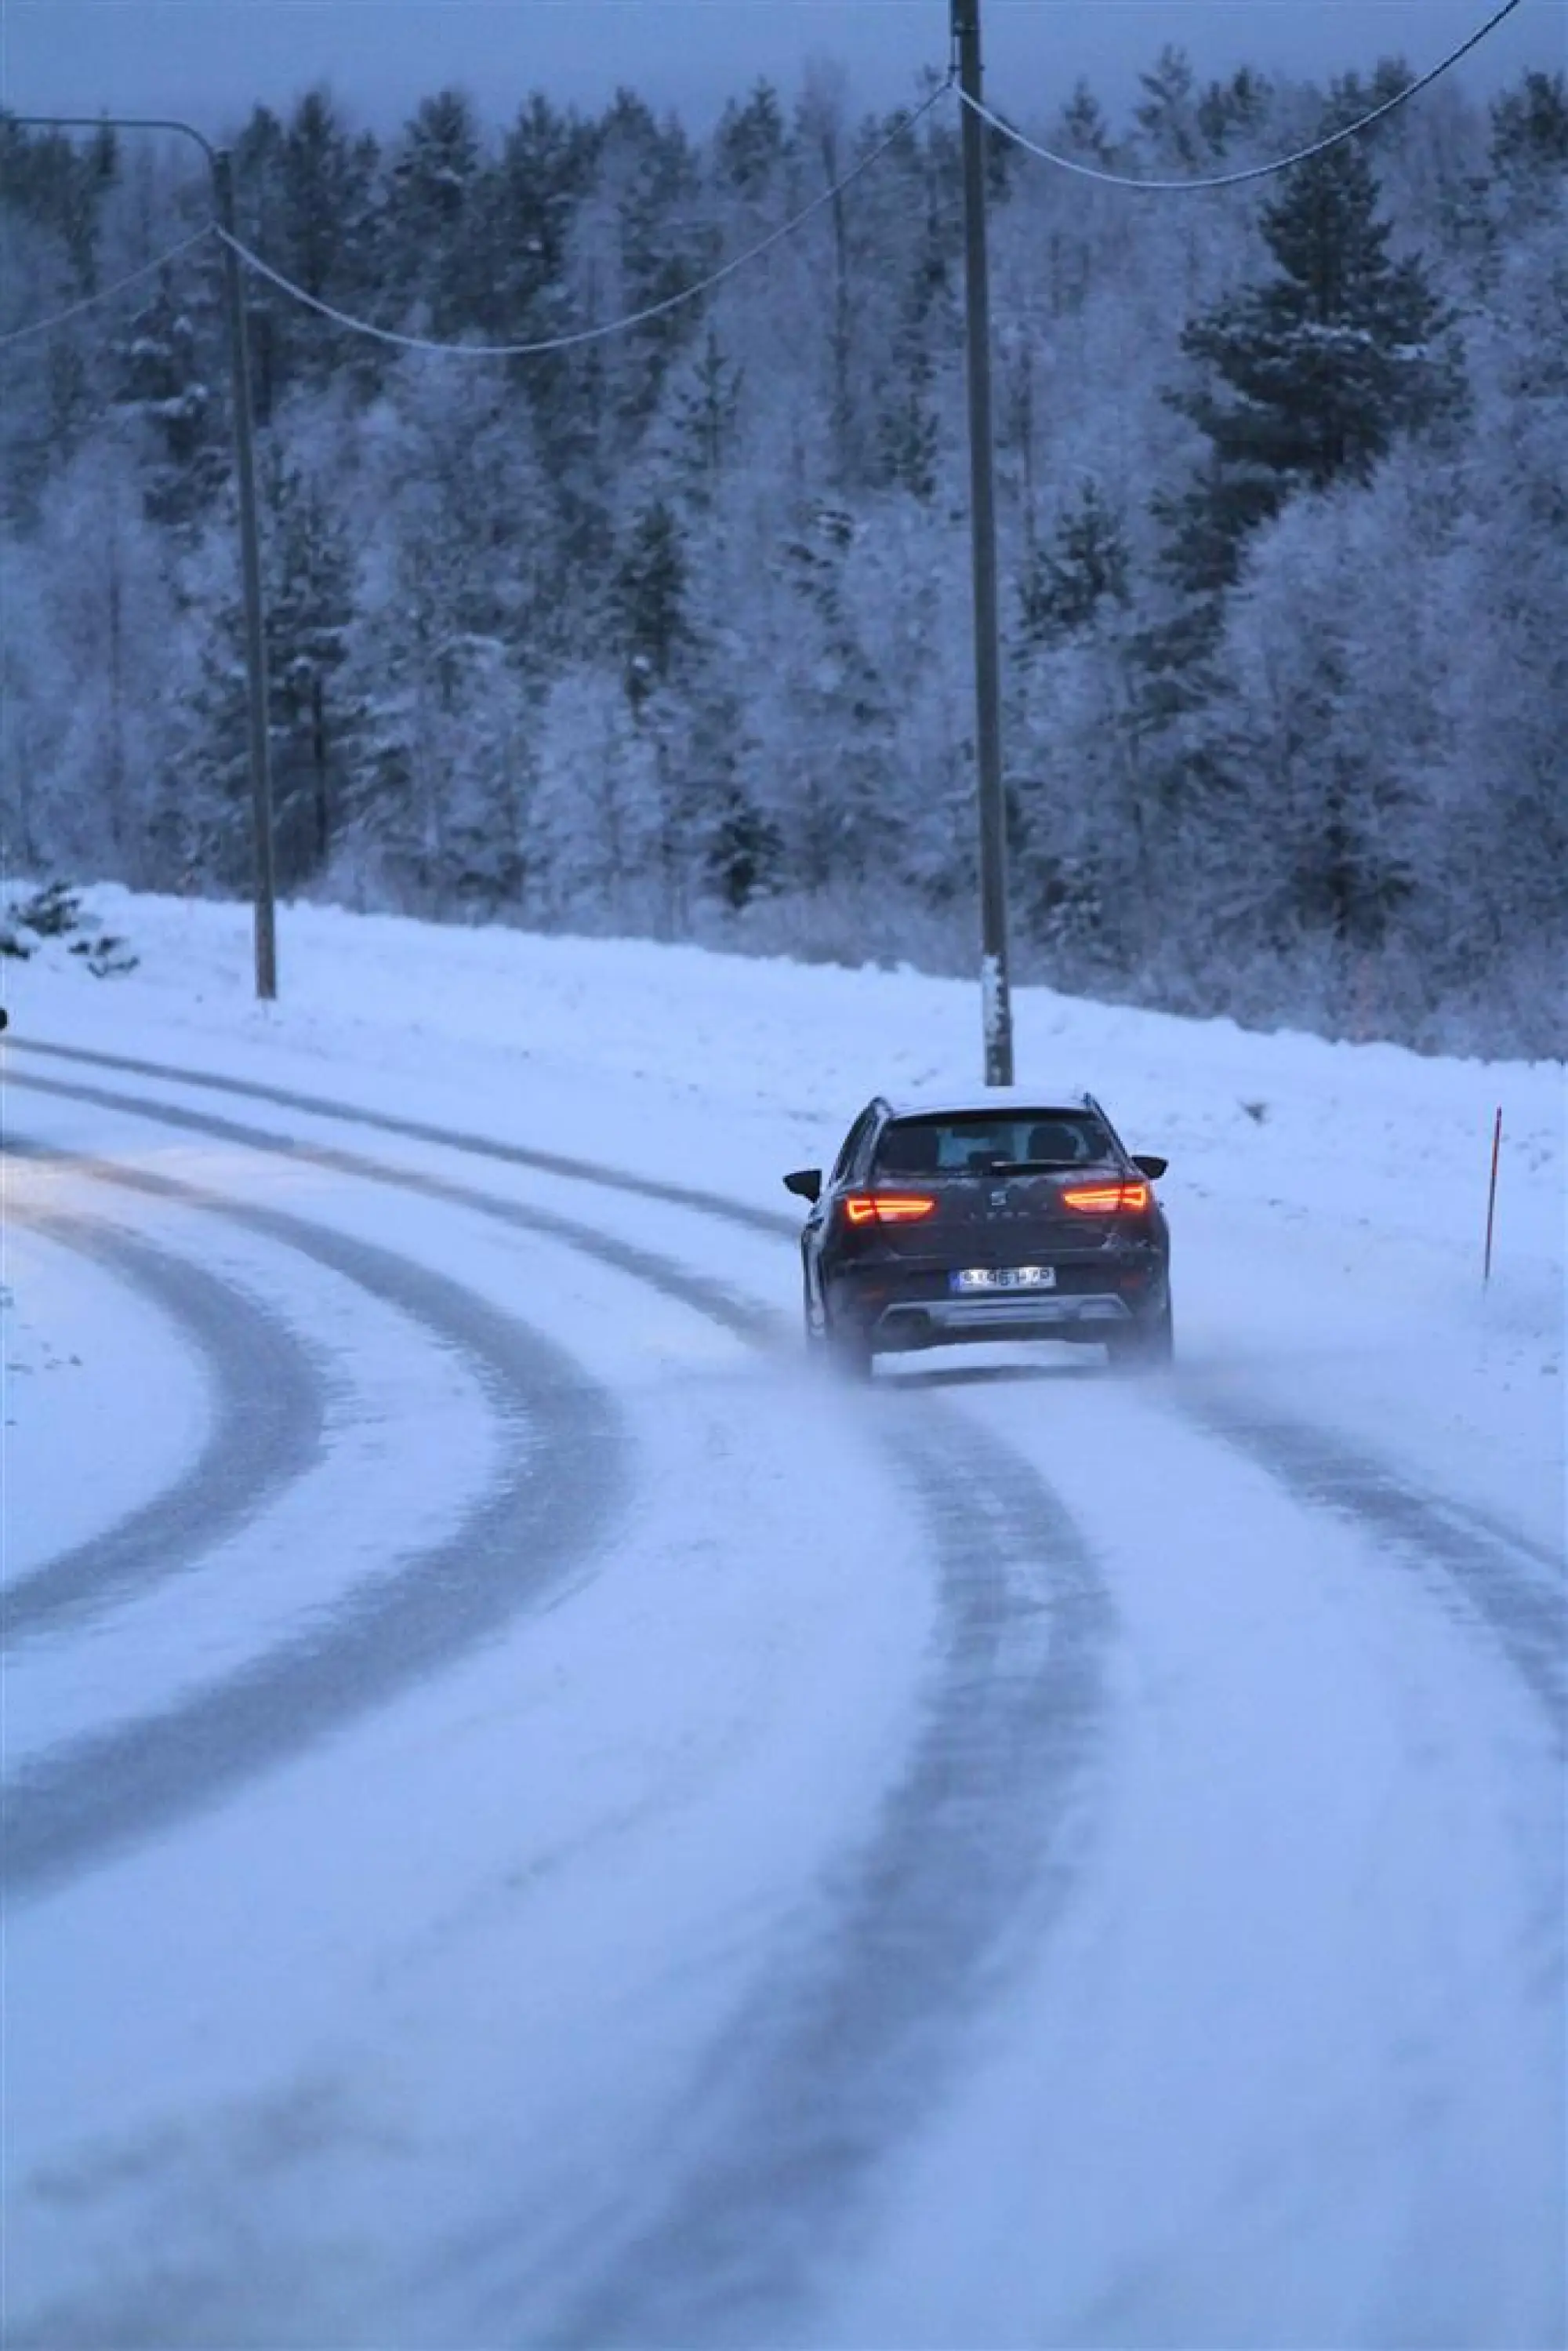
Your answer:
951;1266;1056;1292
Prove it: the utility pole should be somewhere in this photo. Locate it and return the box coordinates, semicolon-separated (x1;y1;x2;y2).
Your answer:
12;116;278;1001
952;0;1014;1086
212;149;278;999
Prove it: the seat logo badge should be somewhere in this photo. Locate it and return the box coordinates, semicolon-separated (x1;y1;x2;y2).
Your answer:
990;1188;1007;1209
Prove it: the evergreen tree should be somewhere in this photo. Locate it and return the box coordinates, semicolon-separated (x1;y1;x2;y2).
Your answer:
759;500;900;897
184;456;362;889
1011;485;1152;977
484;97;607;572
703;765;783;911
1195;68;1273;158
1020;481;1131;644
231;104;290;422
791;69;905;492
0;118;116;286
612;497;691;714
111;266;227;528
714;82;788;199
665;330;744;506
1162;137;1457;594
379;90;491;339
1135;48;1204;170
608;498;699;926
1057;81;1115;164
1490;69;1568;217
345;518;530;911
263;456;361;878
877;191;951;501
602;93;713;433
261;92;383;397
489;93;599;335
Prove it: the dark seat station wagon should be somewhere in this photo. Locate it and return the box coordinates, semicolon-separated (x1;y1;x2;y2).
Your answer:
784;1088;1173;1378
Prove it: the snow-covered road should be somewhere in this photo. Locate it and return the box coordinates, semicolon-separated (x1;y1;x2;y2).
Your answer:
2;895;1563;2347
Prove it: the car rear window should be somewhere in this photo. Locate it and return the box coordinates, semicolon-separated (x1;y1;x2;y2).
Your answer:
874;1111;1113;1176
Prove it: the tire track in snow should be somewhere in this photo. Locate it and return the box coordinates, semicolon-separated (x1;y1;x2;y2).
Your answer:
2;1205;331;1646
1187;1392;1567;1739
8;1073;1119;2338
2;1140;629;1902
9;1070;779;1346
527;1406;1111;2349
7;1035;788;1232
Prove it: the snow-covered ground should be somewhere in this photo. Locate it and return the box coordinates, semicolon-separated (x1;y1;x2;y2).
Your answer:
2;888;1563;2348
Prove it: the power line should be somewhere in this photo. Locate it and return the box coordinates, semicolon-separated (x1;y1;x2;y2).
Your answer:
0;224;216;350
216;75;956;360
960;0;1530;193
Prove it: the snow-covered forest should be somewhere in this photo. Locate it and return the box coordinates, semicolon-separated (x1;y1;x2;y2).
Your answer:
1;55;1564;1054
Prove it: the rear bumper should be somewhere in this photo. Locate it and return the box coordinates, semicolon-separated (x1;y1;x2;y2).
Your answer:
822;1247;1170;1350
874;1293;1135;1348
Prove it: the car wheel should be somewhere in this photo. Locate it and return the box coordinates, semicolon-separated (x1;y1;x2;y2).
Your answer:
1106;1300;1174;1372
803;1270;826;1351
826;1317;874;1382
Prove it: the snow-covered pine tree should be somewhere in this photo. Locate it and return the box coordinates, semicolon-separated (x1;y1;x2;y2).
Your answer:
277;93;382;394
182;451;362;892
379;89;491;342
110;266;227;528
714;81;789;202
1134;48;1207;172
1161;133;1460;595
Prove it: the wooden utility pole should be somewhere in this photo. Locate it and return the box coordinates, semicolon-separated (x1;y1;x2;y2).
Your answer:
213;149;278;999
953;0;1014;1085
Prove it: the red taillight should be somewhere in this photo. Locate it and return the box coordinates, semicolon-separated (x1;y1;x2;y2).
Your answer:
1061;1180;1151;1215
843;1193;938;1226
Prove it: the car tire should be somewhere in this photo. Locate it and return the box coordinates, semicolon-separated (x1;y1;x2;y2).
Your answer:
826;1317;874;1382
804;1277;872;1378
803;1270;826;1352
1106;1300;1174;1372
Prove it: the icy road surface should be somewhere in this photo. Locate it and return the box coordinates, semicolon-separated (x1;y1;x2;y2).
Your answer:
2;892;1563;2349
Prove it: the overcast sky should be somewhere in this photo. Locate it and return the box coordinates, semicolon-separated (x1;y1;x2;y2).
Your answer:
1;0;1559;142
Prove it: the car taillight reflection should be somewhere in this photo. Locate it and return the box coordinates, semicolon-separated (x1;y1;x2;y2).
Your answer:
1061;1180;1151;1214
844;1194;938;1226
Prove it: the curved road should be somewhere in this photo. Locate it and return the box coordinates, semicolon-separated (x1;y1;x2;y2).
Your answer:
2;1046;1561;2349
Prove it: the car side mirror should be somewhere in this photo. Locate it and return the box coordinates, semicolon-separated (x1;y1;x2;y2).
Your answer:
783;1168;822;1205
1131;1154;1168;1180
